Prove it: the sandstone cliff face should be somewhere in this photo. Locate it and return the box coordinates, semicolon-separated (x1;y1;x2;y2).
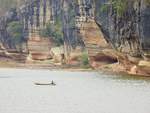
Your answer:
140;1;150;53
95;0;150;58
27;35;52;61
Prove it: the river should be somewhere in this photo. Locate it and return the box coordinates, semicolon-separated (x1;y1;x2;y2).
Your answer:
0;68;150;113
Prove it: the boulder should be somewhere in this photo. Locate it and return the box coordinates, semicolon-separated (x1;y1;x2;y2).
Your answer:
125;60;150;76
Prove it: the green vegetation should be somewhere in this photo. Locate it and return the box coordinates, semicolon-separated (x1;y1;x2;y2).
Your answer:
0;0;17;11
0;0;26;15
40;3;76;47
145;0;150;5
111;0;127;17
101;0;127;17
7;21;24;51
102;0;150;17
81;52;89;66
40;20;63;46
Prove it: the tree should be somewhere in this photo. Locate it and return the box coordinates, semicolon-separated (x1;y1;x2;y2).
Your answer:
40;21;64;46
7;21;24;51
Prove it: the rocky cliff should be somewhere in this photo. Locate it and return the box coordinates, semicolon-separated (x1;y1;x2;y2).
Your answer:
95;0;150;58
94;0;150;75
0;0;149;75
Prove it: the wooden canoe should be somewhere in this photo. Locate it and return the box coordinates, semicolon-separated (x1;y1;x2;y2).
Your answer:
34;82;56;86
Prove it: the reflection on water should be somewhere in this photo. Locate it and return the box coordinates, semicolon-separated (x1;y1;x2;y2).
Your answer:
0;68;150;113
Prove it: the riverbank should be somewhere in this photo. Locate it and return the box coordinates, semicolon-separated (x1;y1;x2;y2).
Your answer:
0;51;149;76
0;59;93;72
88;49;150;77
91;57;150;77
0;59;149;77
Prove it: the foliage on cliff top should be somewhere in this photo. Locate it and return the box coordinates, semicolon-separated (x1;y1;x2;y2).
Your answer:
102;0;150;17
145;0;150;5
0;0;26;15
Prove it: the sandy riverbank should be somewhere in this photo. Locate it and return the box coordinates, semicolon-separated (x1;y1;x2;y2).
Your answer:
0;56;149;76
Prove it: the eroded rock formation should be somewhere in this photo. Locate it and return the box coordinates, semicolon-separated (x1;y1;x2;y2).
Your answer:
27;35;52;61
95;0;150;58
0;0;149;75
76;0;150;76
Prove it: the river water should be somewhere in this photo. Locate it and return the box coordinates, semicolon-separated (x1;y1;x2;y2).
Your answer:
0;68;150;113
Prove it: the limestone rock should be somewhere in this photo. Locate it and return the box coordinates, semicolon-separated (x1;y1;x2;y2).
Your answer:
77;18;110;65
27;37;52;61
139;60;150;67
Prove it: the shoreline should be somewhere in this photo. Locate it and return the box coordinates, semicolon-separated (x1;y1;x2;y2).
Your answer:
97;64;150;77
0;60;149;77
0;61;94;72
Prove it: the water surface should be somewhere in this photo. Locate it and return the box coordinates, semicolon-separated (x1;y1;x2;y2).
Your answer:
0;68;150;113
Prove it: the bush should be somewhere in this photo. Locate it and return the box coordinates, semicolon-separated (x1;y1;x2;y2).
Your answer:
81;53;89;66
40;20;64;46
7;21;24;51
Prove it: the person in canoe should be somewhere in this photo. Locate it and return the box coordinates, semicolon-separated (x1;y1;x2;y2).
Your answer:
34;80;56;86
50;80;56;85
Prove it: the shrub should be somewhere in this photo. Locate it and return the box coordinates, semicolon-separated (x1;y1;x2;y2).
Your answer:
40;22;63;46
81;53;89;66
7;21;24;51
